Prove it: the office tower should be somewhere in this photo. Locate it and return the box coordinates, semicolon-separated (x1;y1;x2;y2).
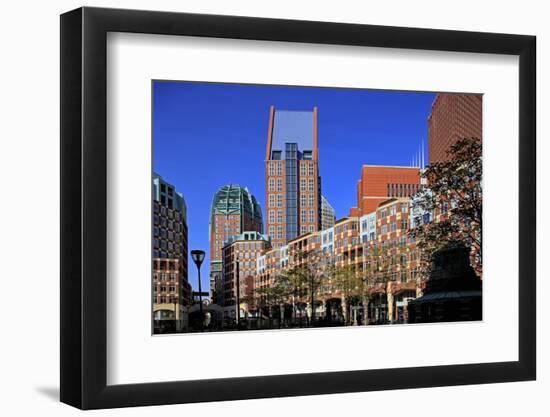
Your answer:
152;173;191;332
265;106;321;248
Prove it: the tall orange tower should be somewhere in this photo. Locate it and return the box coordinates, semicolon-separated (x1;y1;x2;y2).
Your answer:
265;106;321;248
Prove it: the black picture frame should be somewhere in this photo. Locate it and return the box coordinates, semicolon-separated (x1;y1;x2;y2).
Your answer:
60;6;536;410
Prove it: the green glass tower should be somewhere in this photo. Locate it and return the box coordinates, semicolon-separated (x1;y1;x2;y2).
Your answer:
209;184;263;304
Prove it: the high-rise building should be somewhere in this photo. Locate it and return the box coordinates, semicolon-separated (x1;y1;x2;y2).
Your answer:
349;165;421;216
152;173;191;333
428;93;482;164
209;184;263;304
265;106;321;248
321;195;336;230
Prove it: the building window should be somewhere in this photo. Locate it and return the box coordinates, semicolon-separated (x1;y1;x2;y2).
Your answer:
401;203;408;213
390;205;396;215
390;222;397;232
381;224;388;234
400;220;408;230
308;179;315;191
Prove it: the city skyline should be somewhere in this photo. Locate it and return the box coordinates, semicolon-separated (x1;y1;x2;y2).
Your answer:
153;81;436;292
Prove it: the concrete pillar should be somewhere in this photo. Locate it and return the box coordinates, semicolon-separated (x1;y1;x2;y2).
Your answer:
387;284;394;323
416;278;423;297
306;302;312;319
342;297;348;324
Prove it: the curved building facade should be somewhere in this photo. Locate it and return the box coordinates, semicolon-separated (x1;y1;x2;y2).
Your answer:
209;184;263;303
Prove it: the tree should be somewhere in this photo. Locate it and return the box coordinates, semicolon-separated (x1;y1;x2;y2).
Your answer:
254;281;285;328
278;266;307;324
411;137;482;275
333;264;369;325
290;248;333;325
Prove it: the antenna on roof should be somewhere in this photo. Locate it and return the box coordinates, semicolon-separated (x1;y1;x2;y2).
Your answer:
421;140;424;168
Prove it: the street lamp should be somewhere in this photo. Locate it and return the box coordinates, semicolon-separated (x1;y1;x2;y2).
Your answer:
191;249;205;330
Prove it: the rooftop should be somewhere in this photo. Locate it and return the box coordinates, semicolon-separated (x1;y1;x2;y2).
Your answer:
271;109;315;155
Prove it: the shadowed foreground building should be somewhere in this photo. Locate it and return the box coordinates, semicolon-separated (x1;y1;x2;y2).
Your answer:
152;173;191;333
209;184;263;304
407;244;482;323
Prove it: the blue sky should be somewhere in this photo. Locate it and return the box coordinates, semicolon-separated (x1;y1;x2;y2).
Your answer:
153;81;436;292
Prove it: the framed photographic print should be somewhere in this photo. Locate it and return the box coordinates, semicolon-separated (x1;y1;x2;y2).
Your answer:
60;6;536;410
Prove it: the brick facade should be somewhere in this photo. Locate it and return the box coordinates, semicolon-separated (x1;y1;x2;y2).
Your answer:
350;165;421;216
428;93;482;164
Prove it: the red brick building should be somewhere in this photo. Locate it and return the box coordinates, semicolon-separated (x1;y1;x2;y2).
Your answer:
221;231;271;320
428;93;482;164
349;165;421;216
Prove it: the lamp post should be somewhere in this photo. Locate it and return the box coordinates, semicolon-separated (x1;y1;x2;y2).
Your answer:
235;261;240;327
191;249;205;330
